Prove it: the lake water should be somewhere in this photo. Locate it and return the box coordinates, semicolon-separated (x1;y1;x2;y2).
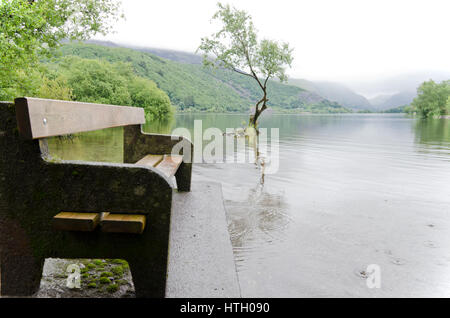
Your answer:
48;113;450;297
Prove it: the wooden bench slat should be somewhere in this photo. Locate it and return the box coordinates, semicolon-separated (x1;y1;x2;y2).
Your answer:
53;212;100;232
135;154;164;167
15;97;145;139
100;213;146;234
155;155;183;178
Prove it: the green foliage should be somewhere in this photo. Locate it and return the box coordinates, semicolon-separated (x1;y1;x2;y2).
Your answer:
410;80;450;118
37;75;73;101
128;76;173;119
46;56;173;119
0;0;123;101
56;43;348;113
446;96;450;113
382;105;408;113
198;3;293;83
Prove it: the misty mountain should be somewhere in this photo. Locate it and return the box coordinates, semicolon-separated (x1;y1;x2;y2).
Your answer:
87;40;204;64
289;79;373;111
369;91;417;110
346;71;450;98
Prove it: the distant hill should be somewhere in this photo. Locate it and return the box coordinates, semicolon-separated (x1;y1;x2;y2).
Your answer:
86;40;205;65
289;79;373;111
56;42;350;113
369;91;416;110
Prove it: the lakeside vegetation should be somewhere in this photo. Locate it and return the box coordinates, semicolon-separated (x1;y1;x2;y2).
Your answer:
410;80;450;118
43;56;173;119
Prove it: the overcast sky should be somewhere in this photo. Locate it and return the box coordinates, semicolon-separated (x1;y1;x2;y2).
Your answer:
94;0;450;93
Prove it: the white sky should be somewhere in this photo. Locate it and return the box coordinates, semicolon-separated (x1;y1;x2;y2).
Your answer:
94;0;450;86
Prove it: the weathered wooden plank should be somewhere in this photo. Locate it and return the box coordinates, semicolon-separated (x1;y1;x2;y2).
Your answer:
100;213;146;234
156;155;183;177
15;97;145;139
135;154;164;167
53;212;100;232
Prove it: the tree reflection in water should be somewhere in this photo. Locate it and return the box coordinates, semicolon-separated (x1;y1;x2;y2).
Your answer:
225;133;291;270
413;118;450;158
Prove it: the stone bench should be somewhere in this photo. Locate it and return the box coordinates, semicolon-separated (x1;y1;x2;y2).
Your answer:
0;97;193;297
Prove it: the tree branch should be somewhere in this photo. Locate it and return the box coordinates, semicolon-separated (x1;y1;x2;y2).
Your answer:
232;67;254;78
263;75;270;89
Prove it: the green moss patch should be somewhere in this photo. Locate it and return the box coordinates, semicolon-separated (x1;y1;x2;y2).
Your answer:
106;284;119;293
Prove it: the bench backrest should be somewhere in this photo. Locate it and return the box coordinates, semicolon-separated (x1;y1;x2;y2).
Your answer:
15;97;145;140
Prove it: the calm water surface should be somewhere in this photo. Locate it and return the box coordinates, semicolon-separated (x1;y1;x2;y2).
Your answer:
49;113;450;297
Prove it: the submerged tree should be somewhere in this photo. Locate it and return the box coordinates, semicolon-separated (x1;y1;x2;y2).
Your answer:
198;2;293;128
0;0;123;100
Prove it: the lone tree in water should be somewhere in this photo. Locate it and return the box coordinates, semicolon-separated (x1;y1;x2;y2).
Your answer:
198;2;293;128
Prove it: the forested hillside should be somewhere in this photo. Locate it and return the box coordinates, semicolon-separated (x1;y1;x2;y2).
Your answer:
54;43;350;113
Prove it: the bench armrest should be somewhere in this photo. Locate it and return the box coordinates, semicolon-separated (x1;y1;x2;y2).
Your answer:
123;125;193;164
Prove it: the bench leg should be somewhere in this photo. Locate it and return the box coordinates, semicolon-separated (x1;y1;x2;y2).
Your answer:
0;217;44;296
128;257;167;298
175;161;192;192
0;252;44;296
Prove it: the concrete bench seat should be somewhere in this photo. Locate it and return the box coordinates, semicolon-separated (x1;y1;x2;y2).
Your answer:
0;98;193;298
136;154;183;178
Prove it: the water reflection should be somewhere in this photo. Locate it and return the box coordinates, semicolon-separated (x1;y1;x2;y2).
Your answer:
48;127;123;163
414;118;450;145
413;119;450;160
143;116;175;134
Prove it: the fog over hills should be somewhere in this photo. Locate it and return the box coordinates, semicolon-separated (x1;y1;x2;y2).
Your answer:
85;40;449;111
345;71;450;110
288;79;373;111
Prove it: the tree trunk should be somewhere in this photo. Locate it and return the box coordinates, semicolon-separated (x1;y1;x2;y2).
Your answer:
250;89;267;128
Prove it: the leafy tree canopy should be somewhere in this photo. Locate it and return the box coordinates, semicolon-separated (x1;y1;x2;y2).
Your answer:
48;56;173;119
0;0;123;100
411;80;450;118
198;2;293;126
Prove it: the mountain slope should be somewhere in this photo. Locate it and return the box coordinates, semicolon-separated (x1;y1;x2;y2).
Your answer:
289;79;373;111
56;43;350;113
369;91;416;110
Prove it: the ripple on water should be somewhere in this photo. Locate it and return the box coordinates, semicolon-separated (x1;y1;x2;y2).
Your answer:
225;185;293;272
